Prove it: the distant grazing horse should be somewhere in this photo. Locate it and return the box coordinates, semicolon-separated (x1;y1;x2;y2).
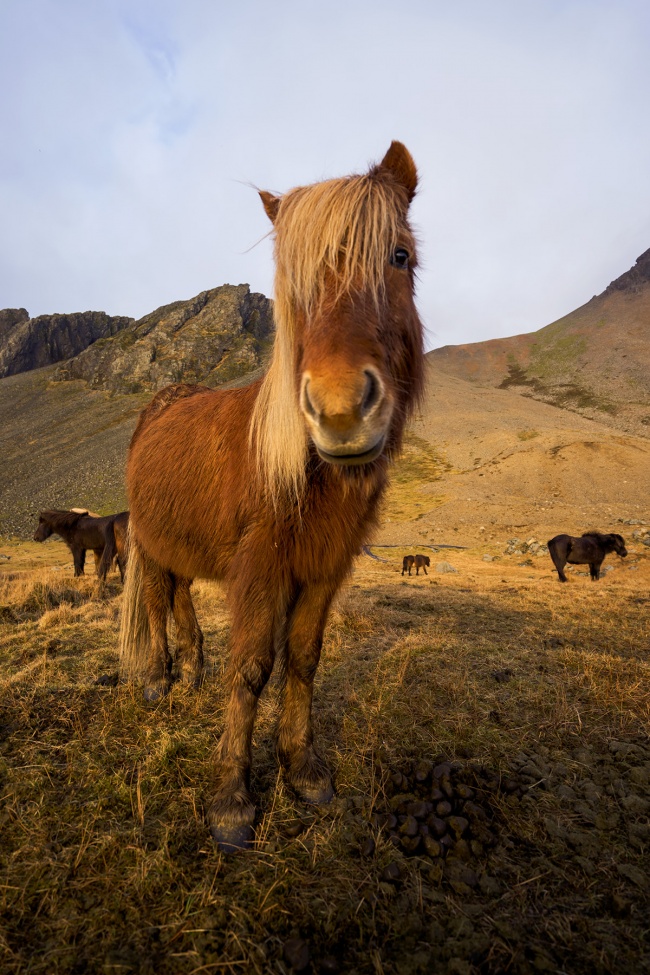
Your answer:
119;141;425;850
415;554;430;575
34;509;129;581
402;555;415;575
547;532;627;582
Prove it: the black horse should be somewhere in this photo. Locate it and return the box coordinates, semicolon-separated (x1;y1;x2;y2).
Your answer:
547;532;627;582
34;509;129;581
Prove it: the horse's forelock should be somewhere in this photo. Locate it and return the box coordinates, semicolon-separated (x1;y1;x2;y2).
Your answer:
273;172;412;318
250;166;418;503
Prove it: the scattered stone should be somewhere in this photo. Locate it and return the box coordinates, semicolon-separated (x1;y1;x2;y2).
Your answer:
283;937;311;972
435;561;457;573
382;861;402;884
94;673;119;687
492;669;513;683
284;820;305;838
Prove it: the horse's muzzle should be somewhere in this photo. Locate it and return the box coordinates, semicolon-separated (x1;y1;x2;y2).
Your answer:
315;435;385;466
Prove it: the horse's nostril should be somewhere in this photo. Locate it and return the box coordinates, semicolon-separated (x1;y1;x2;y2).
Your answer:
300;377;320;421
360;369;382;417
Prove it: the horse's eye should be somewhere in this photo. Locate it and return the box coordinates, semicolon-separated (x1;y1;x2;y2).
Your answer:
390;247;409;269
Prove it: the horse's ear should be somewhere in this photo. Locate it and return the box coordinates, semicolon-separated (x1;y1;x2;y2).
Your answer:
378;141;418;202
259;190;281;225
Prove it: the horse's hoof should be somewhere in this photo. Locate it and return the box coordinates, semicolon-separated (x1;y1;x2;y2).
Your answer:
143;682;170;702
298;780;335;805
209;822;255;853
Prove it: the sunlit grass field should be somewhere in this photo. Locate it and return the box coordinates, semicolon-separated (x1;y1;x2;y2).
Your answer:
1;533;649;974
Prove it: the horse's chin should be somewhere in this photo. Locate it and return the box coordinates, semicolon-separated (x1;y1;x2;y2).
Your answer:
314;436;385;467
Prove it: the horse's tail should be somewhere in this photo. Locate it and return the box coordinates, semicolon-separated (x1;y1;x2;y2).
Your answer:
97;522;118;581
118;524;149;680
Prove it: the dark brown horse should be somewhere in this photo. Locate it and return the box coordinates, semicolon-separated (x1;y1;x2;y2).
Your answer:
34;509;129;581
402;555;415;575
119;141;425;850
97;511;130;582
415;554;430;575
547;531;627;582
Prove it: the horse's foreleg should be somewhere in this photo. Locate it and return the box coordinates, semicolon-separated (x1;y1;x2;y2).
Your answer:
549;545;568;582
93;549;103;575
590;560;603;581
141;556;174;701
172;576;204;687
72;546;85;576
208;586;277;850
277;580;336;807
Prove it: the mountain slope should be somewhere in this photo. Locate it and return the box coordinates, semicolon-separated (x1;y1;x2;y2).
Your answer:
429;248;650;437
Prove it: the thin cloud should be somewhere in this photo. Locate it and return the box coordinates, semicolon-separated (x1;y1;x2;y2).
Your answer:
0;0;648;349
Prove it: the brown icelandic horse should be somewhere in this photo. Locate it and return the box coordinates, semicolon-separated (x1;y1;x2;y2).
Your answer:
119;142;425;850
34;509;129;581
402;555;415;575
415;554;430;575
547;531;627;582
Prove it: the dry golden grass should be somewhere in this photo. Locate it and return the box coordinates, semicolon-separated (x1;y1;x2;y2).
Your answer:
0;533;649;975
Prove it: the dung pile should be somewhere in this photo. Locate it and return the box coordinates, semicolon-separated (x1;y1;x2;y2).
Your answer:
374;758;526;892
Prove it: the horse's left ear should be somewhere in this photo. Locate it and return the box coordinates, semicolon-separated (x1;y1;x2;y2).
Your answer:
378;141;418;202
259;190;281;225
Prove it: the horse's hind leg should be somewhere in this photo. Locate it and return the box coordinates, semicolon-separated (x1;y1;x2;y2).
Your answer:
277;580;336;806
141;554;174;701
172;576;204;687
208;580;277;850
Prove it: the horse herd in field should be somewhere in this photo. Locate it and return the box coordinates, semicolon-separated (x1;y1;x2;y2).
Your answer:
20;143;631;850
33;507;628;588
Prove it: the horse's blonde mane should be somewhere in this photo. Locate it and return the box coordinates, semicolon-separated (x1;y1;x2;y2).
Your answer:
250;171;410;503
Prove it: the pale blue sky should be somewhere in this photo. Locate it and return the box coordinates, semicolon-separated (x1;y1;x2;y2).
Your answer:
1;0;649;349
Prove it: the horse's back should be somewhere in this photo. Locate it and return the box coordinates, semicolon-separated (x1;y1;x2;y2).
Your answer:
127;381;260;580
547;533;572;553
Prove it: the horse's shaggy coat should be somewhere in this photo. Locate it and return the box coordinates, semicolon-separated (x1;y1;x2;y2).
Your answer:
119;142;425;849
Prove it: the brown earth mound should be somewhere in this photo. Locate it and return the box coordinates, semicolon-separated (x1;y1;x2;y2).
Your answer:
429;248;650;437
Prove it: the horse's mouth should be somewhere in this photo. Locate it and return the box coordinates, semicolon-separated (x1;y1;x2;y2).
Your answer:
315;437;385;467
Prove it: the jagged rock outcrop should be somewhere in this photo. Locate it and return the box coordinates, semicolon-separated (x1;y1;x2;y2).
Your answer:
604;247;650;295
0;308;29;344
0;309;133;379
54;284;274;394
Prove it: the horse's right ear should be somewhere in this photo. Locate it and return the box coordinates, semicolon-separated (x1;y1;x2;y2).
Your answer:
378;141;418;202
259;190;281;225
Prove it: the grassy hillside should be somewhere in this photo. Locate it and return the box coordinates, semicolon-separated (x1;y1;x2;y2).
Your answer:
429;250;650;438
0;366;145;536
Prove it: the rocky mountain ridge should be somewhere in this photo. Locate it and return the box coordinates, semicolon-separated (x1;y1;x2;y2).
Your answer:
0;308;132;379
53;284;274;394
